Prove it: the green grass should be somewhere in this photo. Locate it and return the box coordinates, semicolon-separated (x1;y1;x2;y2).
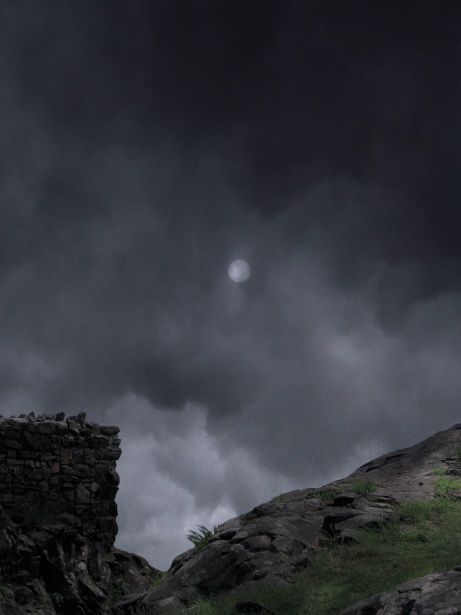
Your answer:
308;488;339;505
434;476;461;499
152;496;461;614
397;498;447;524
187;525;217;550
349;479;377;497
150;571;168;588
432;466;447;476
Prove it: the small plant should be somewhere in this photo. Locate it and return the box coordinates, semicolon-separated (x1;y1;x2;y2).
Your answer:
309;488;339;505
432;466;447;476
350;479;376;497
150;571;168;588
434;476;461;499
187;525;217;550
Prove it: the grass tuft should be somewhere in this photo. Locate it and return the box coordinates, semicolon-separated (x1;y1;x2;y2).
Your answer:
308;489;339;505
349;479;377;497
150;570;168;589
434;476;461;499
187;525;217;550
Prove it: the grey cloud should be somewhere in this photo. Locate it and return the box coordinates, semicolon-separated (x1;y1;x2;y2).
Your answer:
1;0;461;567
107;394;297;569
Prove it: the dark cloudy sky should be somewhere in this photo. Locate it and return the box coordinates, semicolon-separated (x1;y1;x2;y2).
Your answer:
1;0;461;568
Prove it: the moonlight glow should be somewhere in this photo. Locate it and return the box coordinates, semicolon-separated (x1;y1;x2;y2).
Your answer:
228;259;251;283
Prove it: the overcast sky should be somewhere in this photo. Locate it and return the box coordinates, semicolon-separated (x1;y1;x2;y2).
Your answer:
1;1;461;569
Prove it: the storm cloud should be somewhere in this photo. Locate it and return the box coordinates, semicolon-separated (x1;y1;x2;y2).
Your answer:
1;1;461;567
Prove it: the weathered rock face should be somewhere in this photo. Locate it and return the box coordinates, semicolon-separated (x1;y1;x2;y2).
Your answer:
0;412;120;545
115;423;461;614
0;413;160;615
116;493;397;613
341;567;461;614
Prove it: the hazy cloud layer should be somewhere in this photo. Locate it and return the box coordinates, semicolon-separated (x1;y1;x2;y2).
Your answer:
1;1;461;568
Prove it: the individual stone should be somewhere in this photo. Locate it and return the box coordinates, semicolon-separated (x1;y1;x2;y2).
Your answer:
89;434;110;448
66;420;80;435
33;422;56;434
230;530;249;542
95;447;122;460
100;425;120;436
60;448;72;464
75;483;90;504
242;535;272;551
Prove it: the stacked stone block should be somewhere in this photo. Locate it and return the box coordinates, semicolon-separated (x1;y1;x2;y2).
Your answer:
0;412;121;546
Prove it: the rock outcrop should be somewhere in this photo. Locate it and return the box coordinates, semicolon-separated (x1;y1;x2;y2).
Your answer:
0;413;160;615
114;423;461;614
3;414;461;614
341;567;461;614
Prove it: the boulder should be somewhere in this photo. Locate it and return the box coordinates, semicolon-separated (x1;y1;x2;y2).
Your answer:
341;567;461;614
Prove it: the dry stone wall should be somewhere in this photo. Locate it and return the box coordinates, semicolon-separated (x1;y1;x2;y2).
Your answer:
0;412;121;546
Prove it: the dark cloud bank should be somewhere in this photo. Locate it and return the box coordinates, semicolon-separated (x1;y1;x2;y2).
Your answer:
1;1;461;567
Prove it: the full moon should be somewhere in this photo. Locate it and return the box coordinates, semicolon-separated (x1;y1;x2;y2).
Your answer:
228;259;251;283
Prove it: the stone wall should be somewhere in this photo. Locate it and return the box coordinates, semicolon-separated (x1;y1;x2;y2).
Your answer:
0;412;121;546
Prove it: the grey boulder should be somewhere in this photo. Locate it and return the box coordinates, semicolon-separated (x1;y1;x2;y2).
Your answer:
341;567;461;614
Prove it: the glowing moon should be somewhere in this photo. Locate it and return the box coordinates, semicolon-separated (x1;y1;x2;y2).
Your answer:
228;259;251;283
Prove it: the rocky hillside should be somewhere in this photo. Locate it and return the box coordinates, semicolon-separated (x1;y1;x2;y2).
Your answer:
2;415;461;614
115;422;461;614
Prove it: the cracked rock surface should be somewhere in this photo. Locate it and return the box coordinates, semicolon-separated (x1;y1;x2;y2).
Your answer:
341;567;461;614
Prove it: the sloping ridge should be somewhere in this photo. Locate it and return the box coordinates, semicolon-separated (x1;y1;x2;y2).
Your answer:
115;423;461;614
